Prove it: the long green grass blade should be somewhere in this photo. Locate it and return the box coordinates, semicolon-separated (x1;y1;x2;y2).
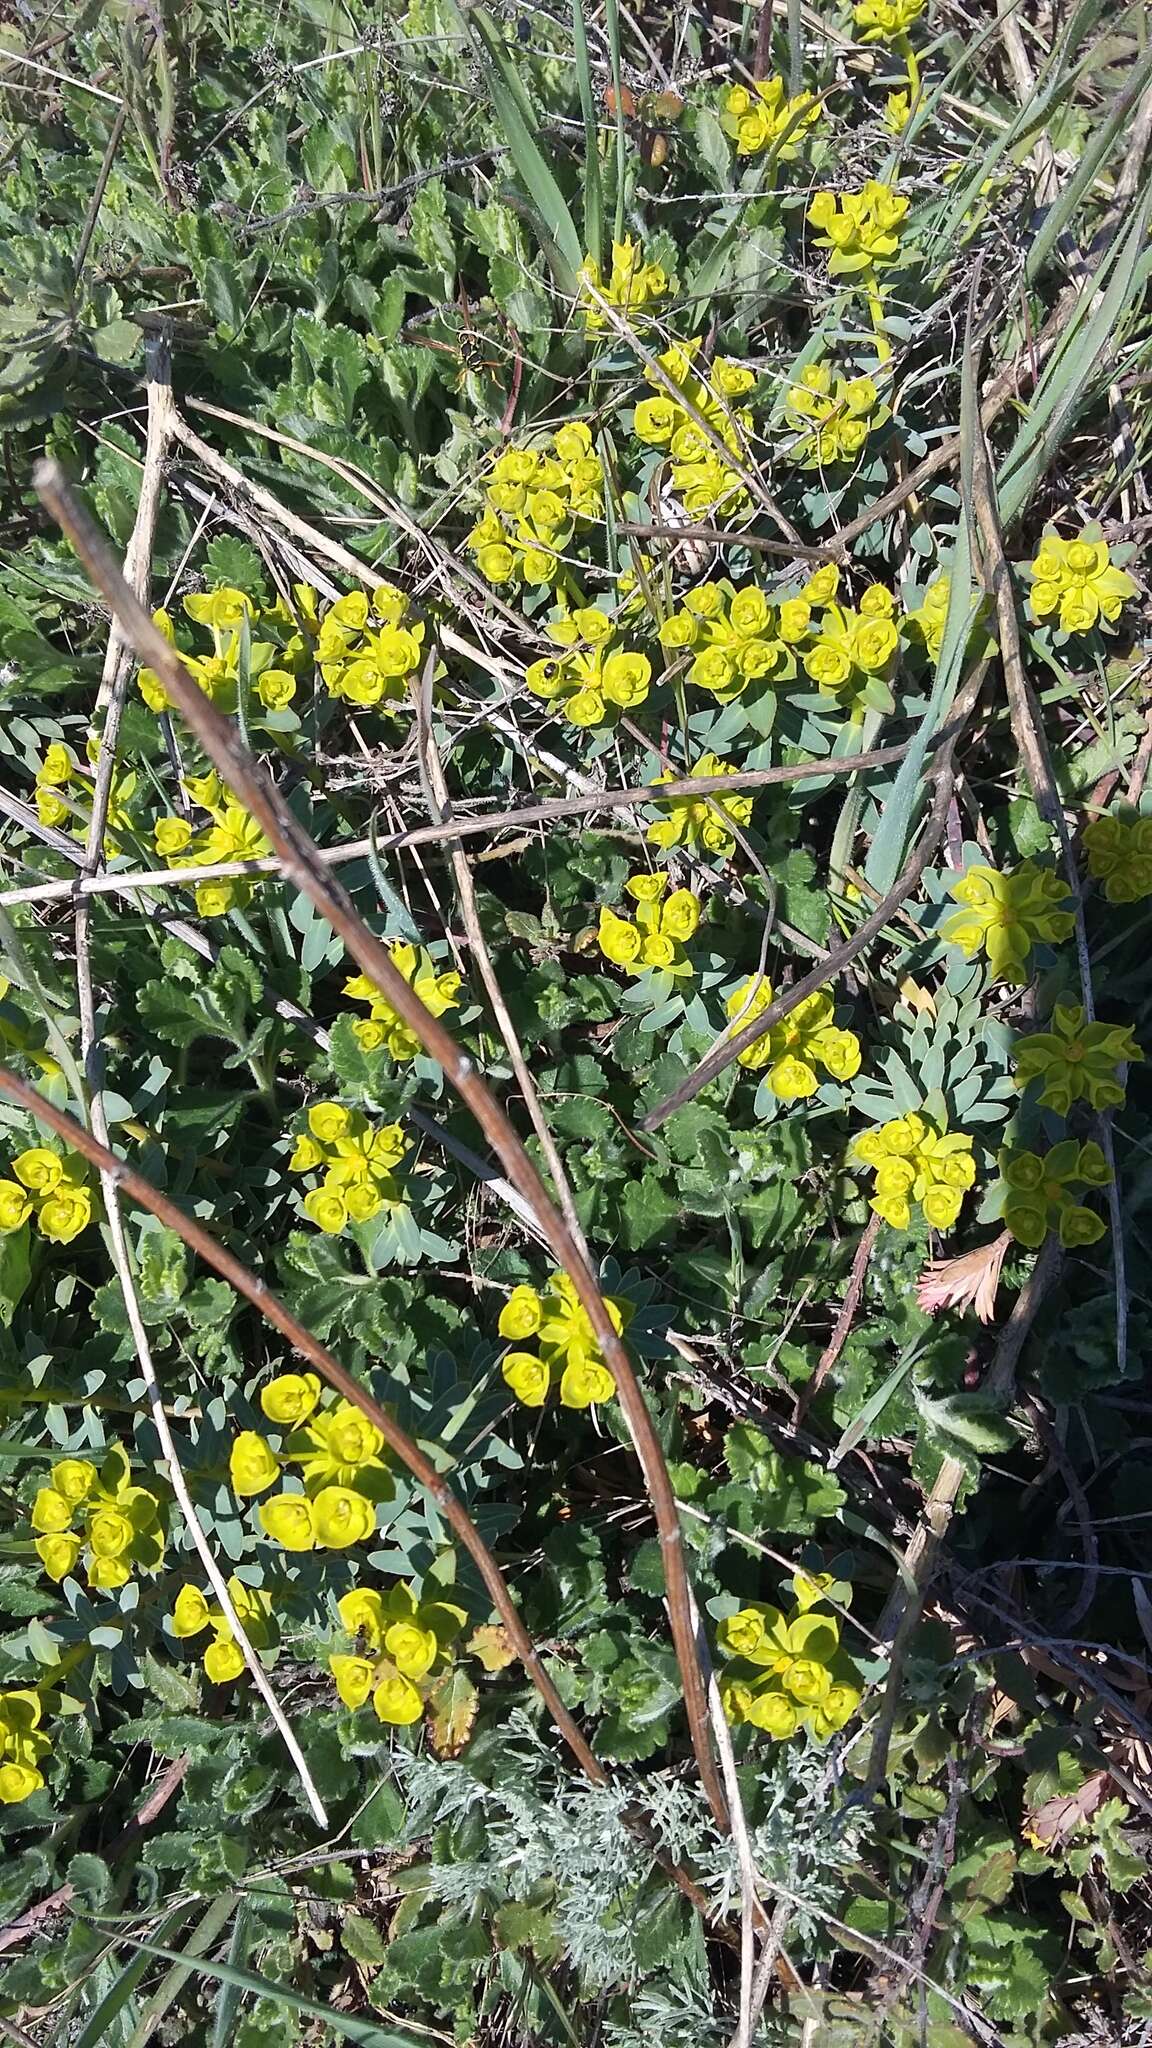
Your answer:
602;0;627;243
467;8;583;294
104;1935;425;2048
864;279;982;894
124;1893;241;2048
211;1901;252;2048
569;0;603;266
71;1907;196;2048
998;186;1152;524
1024;49;1152;284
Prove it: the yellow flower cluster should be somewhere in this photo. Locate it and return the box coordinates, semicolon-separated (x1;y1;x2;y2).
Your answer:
579;235;670;329
317;584;425;708
853;0;925;39
725;979;861;1099
807;181;909;275
646;751;752;859
141;587;247;715
0;1146;92;1244
717;1574;863;1740
154;769;271;919
140;583;320;717
908;573;950;660
32;1445;165;1592
525;605;652;729
172;1577;276;1683
720;76;821;158
1027;531;1136;636
851;1113;975;1231
288;1101;408;1236
633;338;756;520
1083;813;1152;904
941;862;1073;984
598;873;701;978
803;581;900;707
235;1371;393;1552
498;1272;630;1409
343;943;462;1060
34;738;135;855
658;580;806;702
329;1581;465;1725
999;1140;1110;1251
467;424;604;586
0;1690;50;1805
783;363;886;470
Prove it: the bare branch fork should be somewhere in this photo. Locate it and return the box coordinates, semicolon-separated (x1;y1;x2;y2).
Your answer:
32;459;730;1833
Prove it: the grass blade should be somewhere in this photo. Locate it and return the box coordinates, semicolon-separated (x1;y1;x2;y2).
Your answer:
569;0;603;266
102;1933;425;2048
467;8;583;294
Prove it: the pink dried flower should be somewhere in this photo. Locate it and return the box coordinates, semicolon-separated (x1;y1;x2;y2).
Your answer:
915;1231;1013;1324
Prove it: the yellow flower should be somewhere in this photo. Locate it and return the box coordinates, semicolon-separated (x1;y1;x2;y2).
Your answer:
1028;531;1136;635
257;668;296;710
339;1587;387;1648
373;1669;424;1725
36;1180;92;1244
204;1632;245;1684
720;74;821;158
502;1350;551;1407
229;1431;281;1497
0;1760;44;1803
854;0;925;39
311;1485;375;1548
647;752;752;859
598;907;643;968
183;586;253;630
851;1113;976;1233
35;1532;82;1581
172;1584;213;1637
807;180;908;274
725;981;861;1096
580;235;672;331
260;1492;317;1551
260;1372;321;1425
743;1687;803;1738
330;1653;376;1709
0;1181;32;1233
303;1186;348;1235
31;1487;73;1535
88;1506;135;1562
342;946;461;1063
307;1102;353;1145
498;1285;542;1340
384;1619;438;1681
11;1149;63;1195
155;817;193;858
559;1357;616;1408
